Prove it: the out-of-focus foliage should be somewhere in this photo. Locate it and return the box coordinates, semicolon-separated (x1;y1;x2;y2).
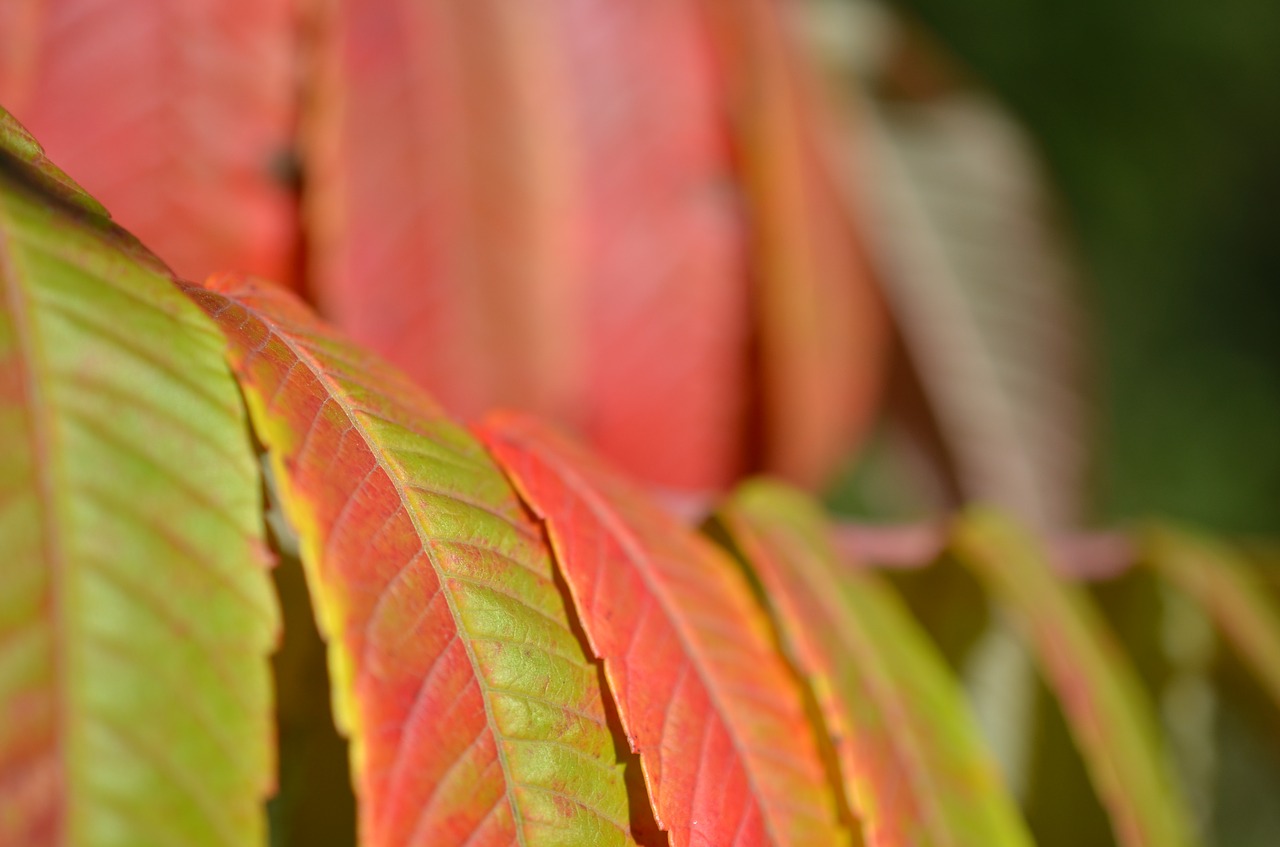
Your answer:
886;0;1280;535
2;1;1278;845
0;0;298;286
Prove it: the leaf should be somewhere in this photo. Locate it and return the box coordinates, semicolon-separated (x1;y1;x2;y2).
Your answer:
1143;526;1280;714
1072;563;1201;845
545;0;751;491
950;509;1198;847
718;480;1033;847
479;412;851;847
857;85;1089;526
304;0;574;421
0;116;278;845
184;273;636;847
0;110;108;218
0;0;298;285
305;0;749;490
809;22;1093;808
700;0;890;488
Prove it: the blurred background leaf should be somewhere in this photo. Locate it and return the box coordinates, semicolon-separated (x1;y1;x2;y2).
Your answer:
824;0;1280;535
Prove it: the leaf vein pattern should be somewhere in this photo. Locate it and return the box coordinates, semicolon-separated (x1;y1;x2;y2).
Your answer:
399;718;490;842
80;549;256;720
52;365;248;469
318;462;382;561
431;538;550;581
453;785;510;847
514;782;630;833
85;629;248;781
29;267;229;411
483;685;608;727
195;287;637;844
444;573;580;643
77;484;270;646
57;404;258;568
94;710;240;847
227;295;629;844
518;440;791;843
376;630;464;795
407;482;539;540
469;636;594;671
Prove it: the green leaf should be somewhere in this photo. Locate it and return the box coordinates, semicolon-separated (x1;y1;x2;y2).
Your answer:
951;509;1198;847
719;480;1033;847
1144;526;1280;714
1;1;298;284
0;112;279;845
186;273;636;846
0;110;108;218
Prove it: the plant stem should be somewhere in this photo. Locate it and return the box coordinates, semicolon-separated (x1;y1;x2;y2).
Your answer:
832;522;1136;581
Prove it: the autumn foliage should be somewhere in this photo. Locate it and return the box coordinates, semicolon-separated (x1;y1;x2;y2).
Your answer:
1;2;1279;847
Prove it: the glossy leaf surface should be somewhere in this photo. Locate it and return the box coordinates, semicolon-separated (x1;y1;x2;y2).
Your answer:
480;413;850;847
185;274;634;846
0;116;278;846
0;0;298;284
720;481;1033;847
1144;526;1280;712
951;510;1197;847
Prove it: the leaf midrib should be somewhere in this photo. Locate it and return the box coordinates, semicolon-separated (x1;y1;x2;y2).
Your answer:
243;300;534;845
517;436;792;847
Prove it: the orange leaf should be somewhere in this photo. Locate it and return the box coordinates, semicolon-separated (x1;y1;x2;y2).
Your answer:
480;412;850;847
719;481;1033;847
698;0;890;487
186;274;636;846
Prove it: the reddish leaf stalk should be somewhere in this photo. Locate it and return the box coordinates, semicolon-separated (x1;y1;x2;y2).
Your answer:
834;523;1136;581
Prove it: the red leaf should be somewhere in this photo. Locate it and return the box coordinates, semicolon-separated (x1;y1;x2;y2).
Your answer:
305;0;578;422
698;0;890;487
479;412;851;847
187;274;636;846
0;0;298;285
304;0;749;490
549;0;750;490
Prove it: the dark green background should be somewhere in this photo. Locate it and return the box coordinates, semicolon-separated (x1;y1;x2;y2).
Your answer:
898;0;1280;534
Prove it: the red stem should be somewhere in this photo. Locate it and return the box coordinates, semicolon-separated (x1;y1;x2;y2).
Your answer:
832;522;1136;581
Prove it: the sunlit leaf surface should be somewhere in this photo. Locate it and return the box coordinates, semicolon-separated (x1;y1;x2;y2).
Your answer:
186;274;635;847
480;412;850;847
0;114;278;846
